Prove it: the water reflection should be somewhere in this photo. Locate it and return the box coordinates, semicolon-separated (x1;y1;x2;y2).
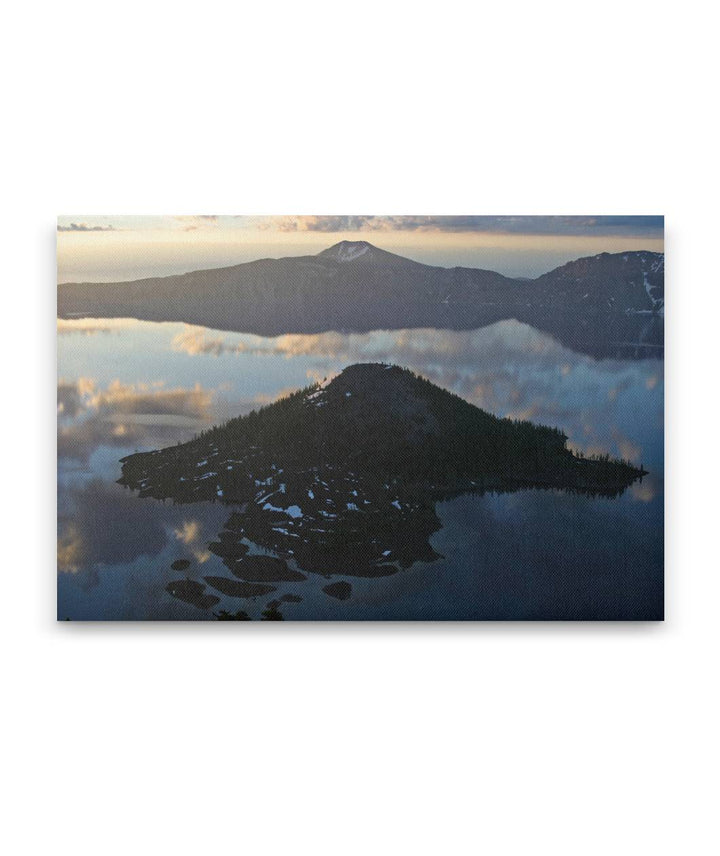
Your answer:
57;377;212;462
58;318;663;469
57;317;663;619
57;475;662;620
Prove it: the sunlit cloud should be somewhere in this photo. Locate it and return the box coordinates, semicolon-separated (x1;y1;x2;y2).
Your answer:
57;481;217;585
57;523;85;574
57;320;111;336
630;475;658;503
169;321;663;465
472;382;500;412
173;215;220;231
607;379;633;402
57;318;138;336
86;379;210;418
567;427;644;467
58;478;229;597
172;520;213;563
77;377;96;396
171;327;242;356
171;326;354;360
56;215;664;283
57;214;663;238
57;222;115;232
305;368;339;385
253;386;305;405
171;320;566;365
57;378;213;461
611;429;642;464
58;380;86;418
173;520;200;545
254;215;664;238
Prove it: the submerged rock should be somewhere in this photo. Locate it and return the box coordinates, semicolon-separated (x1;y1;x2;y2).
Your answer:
268;594;303;610
213;609;251;621
166;578;220;610
323;580;352;601
261;606;284;621
208;540;249;560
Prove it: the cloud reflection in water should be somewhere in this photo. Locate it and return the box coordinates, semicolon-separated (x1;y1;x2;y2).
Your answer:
57;316;663;618
169;319;663;473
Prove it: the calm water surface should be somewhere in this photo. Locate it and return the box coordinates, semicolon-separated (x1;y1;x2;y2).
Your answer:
57;318;663;619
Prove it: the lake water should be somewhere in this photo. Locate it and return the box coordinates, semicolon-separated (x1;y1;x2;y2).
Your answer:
57;318;663;620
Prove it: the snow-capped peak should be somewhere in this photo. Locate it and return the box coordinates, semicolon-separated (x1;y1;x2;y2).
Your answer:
319;241;372;263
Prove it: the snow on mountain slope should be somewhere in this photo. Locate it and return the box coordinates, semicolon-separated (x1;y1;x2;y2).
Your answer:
323;241;371;262
315;240;418;266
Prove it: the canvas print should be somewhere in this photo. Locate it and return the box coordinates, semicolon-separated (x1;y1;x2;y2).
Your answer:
57;216;664;620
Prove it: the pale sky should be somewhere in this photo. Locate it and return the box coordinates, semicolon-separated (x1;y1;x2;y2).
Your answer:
57;215;664;283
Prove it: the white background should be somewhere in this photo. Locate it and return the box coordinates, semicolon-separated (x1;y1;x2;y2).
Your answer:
2;1;718;854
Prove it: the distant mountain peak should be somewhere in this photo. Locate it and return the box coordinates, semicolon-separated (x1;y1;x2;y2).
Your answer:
315;240;423;267
58;246;665;357
317;240;376;262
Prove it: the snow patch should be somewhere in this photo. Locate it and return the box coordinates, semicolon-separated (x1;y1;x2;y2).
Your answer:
330;242;370;262
643;271;662;310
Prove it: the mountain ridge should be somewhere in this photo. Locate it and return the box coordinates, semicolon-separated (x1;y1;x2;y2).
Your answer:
58;242;664;358
59;240;664;284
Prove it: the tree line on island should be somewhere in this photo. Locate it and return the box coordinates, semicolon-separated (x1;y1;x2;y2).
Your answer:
120;363;646;504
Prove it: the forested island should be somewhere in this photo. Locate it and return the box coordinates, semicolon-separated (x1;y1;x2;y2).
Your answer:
119;364;646;582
